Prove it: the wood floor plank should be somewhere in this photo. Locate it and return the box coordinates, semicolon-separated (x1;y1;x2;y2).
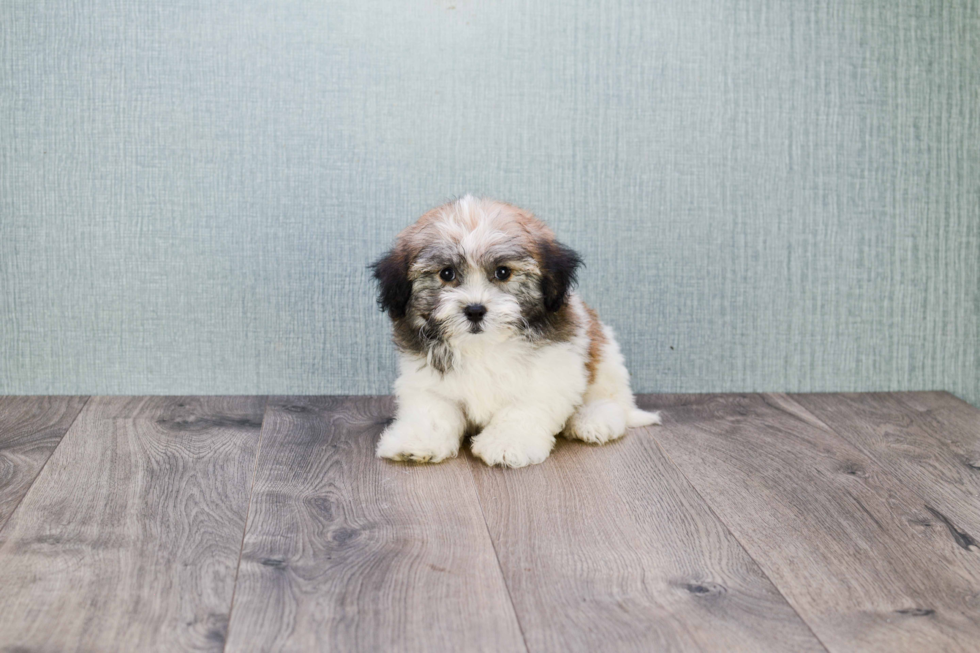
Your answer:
642;393;980;653
469;426;826;652
792;392;980;549
224;396;527;653
0;396;266;652
892;391;980;475
0;396;87;529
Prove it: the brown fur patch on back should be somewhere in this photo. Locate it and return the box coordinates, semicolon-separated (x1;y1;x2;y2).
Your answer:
582;302;607;385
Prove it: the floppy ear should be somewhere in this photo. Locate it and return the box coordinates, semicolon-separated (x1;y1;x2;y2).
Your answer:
371;248;412;319
538;240;583;312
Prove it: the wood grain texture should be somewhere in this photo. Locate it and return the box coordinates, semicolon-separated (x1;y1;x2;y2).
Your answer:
893;392;980;478
643;393;980;653
0;395;87;529
224;396;526;653
469;430;826;652
0;396;266;652
792;392;980;548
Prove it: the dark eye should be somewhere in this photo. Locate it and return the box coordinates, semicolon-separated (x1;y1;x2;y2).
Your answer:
439;267;455;282
494;266;511;281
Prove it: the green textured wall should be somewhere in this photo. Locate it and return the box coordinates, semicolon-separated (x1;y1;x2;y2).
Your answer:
1;1;978;405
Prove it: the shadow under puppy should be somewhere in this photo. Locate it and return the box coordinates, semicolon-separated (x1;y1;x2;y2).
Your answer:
372;196;659;468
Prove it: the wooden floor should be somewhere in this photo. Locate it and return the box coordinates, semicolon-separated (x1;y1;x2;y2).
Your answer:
0;394;978;652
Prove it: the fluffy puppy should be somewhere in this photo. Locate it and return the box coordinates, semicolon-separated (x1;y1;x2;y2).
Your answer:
371;196;659;468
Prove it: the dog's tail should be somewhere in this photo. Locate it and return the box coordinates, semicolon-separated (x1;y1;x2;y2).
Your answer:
627;408;661;428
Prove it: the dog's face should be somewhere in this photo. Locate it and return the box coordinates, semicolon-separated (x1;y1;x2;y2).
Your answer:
372;196;582;369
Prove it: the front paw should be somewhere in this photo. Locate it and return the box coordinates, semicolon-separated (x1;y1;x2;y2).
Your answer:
376;420;459;463
470;428;555;468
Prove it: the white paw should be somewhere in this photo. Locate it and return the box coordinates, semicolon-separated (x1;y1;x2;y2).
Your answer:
376;420;460;463
565;400;627;444
470;428;555;468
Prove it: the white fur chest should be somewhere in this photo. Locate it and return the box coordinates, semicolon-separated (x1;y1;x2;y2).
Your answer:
397;336;589;429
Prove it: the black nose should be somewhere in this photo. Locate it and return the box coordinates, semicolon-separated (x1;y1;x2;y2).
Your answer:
464;304;487;323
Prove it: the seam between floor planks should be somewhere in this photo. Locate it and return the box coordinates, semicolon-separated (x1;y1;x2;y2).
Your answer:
468;458;533;653
221;396;272;653
644;433;832;653
0;395;90;535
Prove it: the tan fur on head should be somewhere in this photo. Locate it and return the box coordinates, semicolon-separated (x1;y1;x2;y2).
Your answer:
394;196;558;273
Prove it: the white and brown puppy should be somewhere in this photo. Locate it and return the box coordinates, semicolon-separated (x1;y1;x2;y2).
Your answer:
372;196;659;468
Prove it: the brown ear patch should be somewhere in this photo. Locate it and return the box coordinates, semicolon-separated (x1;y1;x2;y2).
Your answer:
583;302;607;385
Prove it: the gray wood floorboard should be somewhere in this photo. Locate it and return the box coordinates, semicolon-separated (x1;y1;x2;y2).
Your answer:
0;396;266;652
640;393;980;653
792;392;980;551
0;393;976;652
469;428;826;652
0;396;87;529
893;391;980;479
224;396;527;653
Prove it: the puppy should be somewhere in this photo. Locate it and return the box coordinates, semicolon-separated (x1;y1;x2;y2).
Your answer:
371;196;659;468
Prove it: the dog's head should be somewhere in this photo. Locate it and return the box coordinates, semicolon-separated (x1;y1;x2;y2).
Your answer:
372;196;582;366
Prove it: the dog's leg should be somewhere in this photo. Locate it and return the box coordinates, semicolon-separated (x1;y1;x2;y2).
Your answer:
376;391;466;463
564;399;629;444
470;403;572;468
565;398;662;444
567;324;661;444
